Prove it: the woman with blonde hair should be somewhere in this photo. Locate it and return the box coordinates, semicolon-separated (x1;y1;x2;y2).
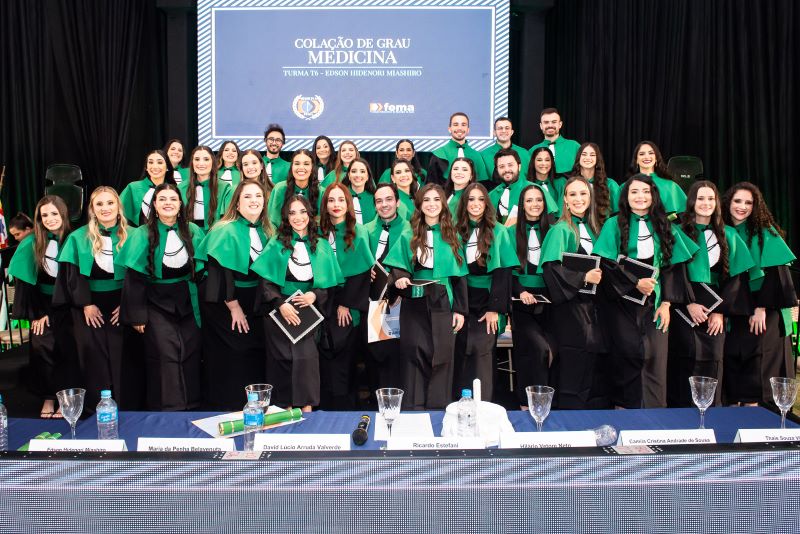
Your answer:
55;186;132;410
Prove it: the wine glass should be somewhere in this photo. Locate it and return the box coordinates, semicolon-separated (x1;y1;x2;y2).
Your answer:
525;385;554;432
689;376;717;429
245;384;273;415
56;388;86;440
770;377;798;430
375;388;403;438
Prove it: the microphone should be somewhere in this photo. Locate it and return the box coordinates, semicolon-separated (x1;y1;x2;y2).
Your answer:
352;414;371;446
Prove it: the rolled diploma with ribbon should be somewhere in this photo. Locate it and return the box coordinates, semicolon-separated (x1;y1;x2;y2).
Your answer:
218;408;303;436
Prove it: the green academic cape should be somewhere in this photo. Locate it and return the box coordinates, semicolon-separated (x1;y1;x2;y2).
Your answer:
196;216;268;276
464;221;519;289
480;142;530;181
685;224;754;284
217;166;242;189
489;179;559;224
364;214;412;260
511;222;547;288
350;188;376;225
8;234;42;286
262;155;291;184
266;181;320;227
57;224;126;288
251;233;343;296
529;136;580;175
119;178;157;226
177;179;233;231
431;139;490;183
650;173;687;216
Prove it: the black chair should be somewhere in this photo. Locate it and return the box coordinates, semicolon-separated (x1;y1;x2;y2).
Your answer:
667;156;704;191
44;164;84;222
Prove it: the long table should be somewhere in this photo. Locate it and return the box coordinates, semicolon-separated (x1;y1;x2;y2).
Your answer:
2;408;799;533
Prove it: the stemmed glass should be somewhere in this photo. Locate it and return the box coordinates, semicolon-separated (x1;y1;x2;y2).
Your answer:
376;388;404;438
689;376;717;429
770;377;798;430
526;385;554;432
245;384;273;416
56;388;86;440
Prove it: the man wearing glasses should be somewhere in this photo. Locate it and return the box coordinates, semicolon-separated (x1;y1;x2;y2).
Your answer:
480;117;530;179
262;124;291;184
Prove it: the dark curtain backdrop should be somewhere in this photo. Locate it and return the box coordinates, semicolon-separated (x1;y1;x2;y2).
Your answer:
542;0;799;249
0;0;166;220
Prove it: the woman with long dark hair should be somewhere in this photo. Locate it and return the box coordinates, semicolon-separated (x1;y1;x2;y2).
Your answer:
625;141;687;216
378;139;426;184
341;157;377;224
216;140;242;188
312;135;336;183
538;177;607;409
116;183;205;410
240;148;274;193
527;146;564;212
164;139;189;184
569;142;619;224
510;183;559;408
252;195;342;412
317;183;375;409
178;145;232;231
666;181;754;406
54;187;134;411
383;184;468;409
444;157;476;215
722;182;796;405
267;149;321;226
196;179;272;410
9;196;76;418
120;149;177;226
321;140;359;189
389;159;419;219
452;182;518;401
593;174;697;408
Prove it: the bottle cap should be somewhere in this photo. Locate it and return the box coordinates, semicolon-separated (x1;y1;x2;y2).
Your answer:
461;389;472;398
100;390;111;398
247;392;258;402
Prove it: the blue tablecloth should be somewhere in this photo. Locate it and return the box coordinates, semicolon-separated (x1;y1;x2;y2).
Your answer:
6;406;795;452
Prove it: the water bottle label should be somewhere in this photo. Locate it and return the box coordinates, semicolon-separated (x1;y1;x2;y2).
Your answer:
244;413;263;426
98;410;117;423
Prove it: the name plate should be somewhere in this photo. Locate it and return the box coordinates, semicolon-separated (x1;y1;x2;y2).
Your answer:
28;439;128;452
499;431;596;449
619;429;716;446
253;433;351;452
386;437;485;450
734;428;800;443
137;437;235;452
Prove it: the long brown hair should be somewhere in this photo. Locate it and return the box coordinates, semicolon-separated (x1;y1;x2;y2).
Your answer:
277;195;320;253
681;181;729;278
618;174;675;266
282;149;320;217
239;148;274;193
217;179;273;237
186;145;221;227
33;195;70;271
146;183;196;279
319;182;356;251
570;142;612;224
333;140;359;183
410;184;463;266
87;186;128;255
721;181;785;251
557;176;600;238
455;183;496;268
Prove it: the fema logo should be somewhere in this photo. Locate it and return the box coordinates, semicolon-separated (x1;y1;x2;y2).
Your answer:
292;95;324;120
369;102;415;114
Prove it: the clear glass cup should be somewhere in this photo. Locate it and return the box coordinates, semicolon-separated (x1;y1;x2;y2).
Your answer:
770;377;798;430
56;388;86;440
525;385;555;431
689;376;717;429
245;384;273;415
375;388;404;438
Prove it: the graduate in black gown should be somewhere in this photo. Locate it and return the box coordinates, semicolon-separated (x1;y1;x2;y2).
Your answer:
526;147;564;213
116;183;206;411
593;174;697;408
119;149;177;226
178;145;233;232
389;159;419;220
444;157;476;216
8;196;77;418
215;140;242;188
363;183;413;393
312;135;336;184
196;180;272;410
267;149;322;226
453;183;518;402
341;158;377;225
667;181;755;406
722;182;797;405
317;183;375;409
321;140;359;190
251;195;343;412
383;184;469;409
538;178;608;409
510;183;559;408
567;142;621;223
165;139;189;184
54;187;142;412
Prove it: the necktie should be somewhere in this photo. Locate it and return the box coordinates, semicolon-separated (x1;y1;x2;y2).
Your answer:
578;222;594;255
637;218;654;259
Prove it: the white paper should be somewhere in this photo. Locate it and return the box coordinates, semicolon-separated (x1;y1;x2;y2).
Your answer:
618;429;716;446
499;431;597;449
137;437;235;452
191;406;302;438
253;433;350;452
28;439;127;452
373;412;434;441
386;437;485;450
734;428;800;443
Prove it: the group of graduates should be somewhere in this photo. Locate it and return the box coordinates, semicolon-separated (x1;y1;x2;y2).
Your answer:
7;109;797;419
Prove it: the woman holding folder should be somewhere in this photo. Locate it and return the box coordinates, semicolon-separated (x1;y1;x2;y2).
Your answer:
593;174;697;409
252;195;342;412
538;177;607;409
196;179;272;410
510;183;559;408
383;184;468;409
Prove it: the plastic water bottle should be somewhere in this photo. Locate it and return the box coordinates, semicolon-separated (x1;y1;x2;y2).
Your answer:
456;389;477;438
0;394;8;451
243;392;264;451
96;390;119;440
